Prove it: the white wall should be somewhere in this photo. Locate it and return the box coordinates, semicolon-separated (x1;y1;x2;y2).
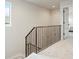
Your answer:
5;0;51;59
50;9;60;25
69;7;73;27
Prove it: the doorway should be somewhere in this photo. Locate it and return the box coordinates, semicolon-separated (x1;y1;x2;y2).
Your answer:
63;7;69;39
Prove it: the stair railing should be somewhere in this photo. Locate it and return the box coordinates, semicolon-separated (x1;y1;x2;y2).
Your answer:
25;25;61;57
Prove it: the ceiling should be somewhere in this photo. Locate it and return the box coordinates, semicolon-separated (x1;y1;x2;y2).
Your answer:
6;0;73;10
25;0;60;10
61;0;73;7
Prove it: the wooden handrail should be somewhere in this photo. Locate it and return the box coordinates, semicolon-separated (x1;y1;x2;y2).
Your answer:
25;25;61;38
36;25;61;28
25;27;36;38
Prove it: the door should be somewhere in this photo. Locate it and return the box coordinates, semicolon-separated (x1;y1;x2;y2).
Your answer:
63;7;69;39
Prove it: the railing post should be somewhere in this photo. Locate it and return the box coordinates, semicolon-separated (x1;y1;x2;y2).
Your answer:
25;37;27;57
59;26;61;40
28;43;30;56
36;27;37;53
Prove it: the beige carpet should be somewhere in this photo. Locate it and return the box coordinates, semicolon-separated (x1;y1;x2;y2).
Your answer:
38;38;73;59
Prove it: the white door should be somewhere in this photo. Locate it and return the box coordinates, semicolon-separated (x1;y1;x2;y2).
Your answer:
63;7;69;39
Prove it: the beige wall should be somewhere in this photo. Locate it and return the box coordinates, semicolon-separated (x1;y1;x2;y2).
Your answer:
5;0;51;59
51;9;60;25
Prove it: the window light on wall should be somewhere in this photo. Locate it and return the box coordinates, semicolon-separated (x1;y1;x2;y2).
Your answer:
5;1;11;26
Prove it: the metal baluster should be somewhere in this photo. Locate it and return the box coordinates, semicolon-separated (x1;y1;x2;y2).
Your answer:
25;37;27;57
36;27;37;53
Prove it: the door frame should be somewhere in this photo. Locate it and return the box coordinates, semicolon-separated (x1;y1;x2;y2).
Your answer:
63;7;69;40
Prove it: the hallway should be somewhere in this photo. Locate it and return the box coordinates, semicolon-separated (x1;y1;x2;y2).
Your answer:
5;0;73;59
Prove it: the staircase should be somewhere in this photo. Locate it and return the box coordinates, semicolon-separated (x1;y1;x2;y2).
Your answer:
25;25;61;57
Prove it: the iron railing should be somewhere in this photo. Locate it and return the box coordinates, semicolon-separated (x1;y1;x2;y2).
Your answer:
25;25;61;57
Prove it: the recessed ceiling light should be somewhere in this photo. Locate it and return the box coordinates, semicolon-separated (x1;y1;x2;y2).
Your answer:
52;6;55;8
